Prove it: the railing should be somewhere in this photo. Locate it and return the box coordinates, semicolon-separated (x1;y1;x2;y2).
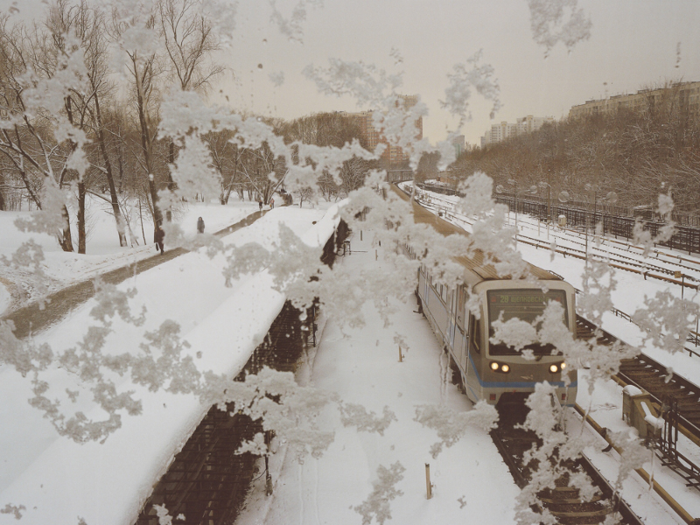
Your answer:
495;194;700;256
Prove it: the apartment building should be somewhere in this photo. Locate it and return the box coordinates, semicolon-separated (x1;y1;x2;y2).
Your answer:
480;115;554;147
452;134;466;157
345;95;423;166
568;81;700;119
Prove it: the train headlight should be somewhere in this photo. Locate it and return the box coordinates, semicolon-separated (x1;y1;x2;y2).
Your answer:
561;362;566;370
549;364;560;373
489;361;510;373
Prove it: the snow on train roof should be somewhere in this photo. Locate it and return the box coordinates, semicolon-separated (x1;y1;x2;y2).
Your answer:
391;184;560;282
0;204;342;525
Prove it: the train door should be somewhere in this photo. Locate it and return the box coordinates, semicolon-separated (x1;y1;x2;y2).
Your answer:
446;289;456;350
464;313;482;403
453;286;467;368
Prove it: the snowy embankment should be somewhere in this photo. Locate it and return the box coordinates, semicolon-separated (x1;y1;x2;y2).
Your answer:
0;203;341;525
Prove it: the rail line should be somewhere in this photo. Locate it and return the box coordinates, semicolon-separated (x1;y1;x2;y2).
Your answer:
576;316;700;444
412;185;700;522
576;314;700;523
418;192;700;295
490;402;643;525
416;190;700;355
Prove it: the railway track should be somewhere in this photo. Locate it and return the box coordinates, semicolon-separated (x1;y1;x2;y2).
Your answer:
490;402;643;525
416;189;700;293
415;183;700;521
576;316;700;442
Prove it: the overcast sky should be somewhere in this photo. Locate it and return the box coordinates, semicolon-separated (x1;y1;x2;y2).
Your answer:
210;0;700;146
10;0;700;147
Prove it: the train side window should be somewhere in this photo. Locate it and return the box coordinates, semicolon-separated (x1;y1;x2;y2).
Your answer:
469;313;481;354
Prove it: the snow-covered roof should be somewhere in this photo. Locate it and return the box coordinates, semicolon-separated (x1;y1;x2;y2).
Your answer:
0;205;337;525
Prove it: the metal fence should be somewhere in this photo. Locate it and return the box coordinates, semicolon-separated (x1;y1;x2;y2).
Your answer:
496;195;700;256
415;184;700;256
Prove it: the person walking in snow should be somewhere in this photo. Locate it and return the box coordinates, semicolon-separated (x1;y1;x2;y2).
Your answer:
154;227;165;254
269;197;274;209
197;217;205;234
259;199;263;211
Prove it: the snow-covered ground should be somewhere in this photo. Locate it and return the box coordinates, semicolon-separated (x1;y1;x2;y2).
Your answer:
233;191;698;525
2;186;700;525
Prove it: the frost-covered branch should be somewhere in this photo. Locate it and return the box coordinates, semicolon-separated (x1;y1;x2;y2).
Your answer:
338;403;397;436
202;367;336;463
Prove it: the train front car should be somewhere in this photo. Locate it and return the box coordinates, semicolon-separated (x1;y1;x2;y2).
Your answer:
393;183;578;409
465;280;578;408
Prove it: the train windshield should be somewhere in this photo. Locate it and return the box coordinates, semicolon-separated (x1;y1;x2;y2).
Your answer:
487;289;568;356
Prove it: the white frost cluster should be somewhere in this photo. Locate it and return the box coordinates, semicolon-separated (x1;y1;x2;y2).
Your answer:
632;290;700;355
352;462;405;525
514;382;598;525
413;401;498;458
440;50;502;125
527;0;592;56
338;403;397;436
201;367;336;463
632;192;676;257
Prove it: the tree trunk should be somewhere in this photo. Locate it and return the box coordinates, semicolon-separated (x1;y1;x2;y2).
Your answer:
134;60;163;229
94;92;128;247
60;204;74;252
166;140;176;221
78;180;86;254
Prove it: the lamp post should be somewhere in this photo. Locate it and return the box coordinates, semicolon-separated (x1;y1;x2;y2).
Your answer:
538;181;553;239
559;184;617;261
584;184;619;256
496;180;537;242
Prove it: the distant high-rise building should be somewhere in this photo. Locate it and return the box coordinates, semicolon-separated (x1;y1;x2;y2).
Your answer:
452;135;466;157
345;95;423;166
480;115;553;147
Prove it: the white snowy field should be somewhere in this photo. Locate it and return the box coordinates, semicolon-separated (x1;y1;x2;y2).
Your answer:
2;187;700;525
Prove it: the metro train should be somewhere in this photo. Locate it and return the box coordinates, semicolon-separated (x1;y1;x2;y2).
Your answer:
393;185;578;407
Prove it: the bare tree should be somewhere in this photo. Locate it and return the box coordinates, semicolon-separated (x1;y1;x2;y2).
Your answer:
109;5;165;230
158;0;225;213
202;128;244;204
0;14;78;251
238;140;286;205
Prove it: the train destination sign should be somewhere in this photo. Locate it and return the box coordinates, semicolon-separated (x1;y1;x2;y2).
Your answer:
487;288;568;356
